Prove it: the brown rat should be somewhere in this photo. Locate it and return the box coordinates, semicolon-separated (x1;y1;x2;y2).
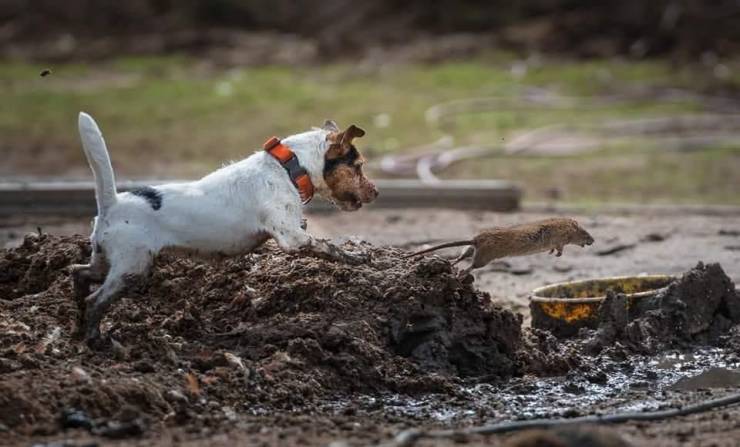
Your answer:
405;217;594;277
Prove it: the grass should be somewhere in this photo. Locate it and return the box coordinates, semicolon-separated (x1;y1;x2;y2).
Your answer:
444;146;740;205
0;55;738;204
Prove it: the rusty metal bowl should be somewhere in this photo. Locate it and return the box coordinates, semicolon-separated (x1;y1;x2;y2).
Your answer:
529;275;675;338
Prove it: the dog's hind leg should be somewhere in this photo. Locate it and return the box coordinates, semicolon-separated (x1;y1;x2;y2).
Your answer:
72;219;109;299
71;248;109;337
82;246;152;346
71;264;95;299
71;248;108;298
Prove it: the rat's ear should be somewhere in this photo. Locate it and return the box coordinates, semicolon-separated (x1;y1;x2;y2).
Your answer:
339;124;365;146
322;119;340;132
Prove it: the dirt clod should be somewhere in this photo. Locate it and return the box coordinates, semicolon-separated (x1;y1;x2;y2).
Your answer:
590;262;739;354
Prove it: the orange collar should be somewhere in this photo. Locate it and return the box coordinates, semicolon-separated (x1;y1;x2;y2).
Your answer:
263;136;315;204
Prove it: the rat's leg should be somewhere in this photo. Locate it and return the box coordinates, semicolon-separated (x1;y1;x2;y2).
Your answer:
452;246;475;265
456;251;487;280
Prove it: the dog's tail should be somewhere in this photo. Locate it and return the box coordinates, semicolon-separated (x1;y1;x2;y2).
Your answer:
402;240;474;259
78;112;117;215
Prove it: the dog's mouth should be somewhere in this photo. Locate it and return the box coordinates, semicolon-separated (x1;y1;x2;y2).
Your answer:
334;193;363;211
580;240;594;247
338;198;362;211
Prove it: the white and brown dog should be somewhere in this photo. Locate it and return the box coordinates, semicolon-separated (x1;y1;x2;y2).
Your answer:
72;112;378;345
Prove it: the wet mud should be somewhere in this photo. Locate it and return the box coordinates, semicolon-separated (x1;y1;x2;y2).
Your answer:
585;262;740;356
1;233;740;446
523;263;740;374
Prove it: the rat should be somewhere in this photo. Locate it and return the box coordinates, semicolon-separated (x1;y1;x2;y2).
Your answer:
405;217;594;277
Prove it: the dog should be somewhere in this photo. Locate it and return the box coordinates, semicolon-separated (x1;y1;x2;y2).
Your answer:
71;113;378;345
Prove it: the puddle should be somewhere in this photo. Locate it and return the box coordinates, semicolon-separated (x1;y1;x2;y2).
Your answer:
668;366;740;391
326;347;740;423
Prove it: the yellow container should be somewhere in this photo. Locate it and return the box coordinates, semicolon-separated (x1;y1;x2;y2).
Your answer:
529;275;674;337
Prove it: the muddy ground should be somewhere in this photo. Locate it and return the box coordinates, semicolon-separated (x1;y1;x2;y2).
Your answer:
1;209;740;446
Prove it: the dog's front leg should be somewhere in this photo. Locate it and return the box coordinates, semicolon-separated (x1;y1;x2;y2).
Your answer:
272;228;368;265
303;237;370;264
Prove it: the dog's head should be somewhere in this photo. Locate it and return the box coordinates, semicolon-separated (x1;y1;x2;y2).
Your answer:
321;120;379;211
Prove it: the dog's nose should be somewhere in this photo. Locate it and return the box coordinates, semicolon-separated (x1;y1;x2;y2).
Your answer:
371;185;379;200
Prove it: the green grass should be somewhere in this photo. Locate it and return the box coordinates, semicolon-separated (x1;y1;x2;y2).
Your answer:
0;55;738;204
444;146;740;205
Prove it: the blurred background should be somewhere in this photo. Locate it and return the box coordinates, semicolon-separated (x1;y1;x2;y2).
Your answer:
1;0;739;205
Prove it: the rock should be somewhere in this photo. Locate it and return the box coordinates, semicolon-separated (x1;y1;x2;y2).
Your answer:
132;360;156;373
596;243;636;256
553;264;573;273
165;389;188;405
110;339;128;361
93;419;145;439
223;352;245;371
669;367;740;391
59;408;93;430
70;366;91;384
32;443;98;447
504;426;632;447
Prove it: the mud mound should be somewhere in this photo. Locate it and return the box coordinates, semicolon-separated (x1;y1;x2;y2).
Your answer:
589;262;740;355
0;232;89;300
522;262;740;375
0;233;522;435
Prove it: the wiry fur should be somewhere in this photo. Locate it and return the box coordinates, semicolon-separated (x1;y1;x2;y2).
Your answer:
72;113;377;345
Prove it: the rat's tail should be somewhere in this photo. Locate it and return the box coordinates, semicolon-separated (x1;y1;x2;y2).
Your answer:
78;112;117;215
403;240;474;259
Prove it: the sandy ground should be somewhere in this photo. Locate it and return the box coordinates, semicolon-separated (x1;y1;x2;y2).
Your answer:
2;208;740;447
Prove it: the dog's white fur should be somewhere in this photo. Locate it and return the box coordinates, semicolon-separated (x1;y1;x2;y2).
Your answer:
74;112;366;342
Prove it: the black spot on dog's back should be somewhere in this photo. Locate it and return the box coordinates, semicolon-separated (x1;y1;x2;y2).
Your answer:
129;186;162;210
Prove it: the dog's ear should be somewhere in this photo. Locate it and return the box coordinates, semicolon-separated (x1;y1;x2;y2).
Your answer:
340;124;365;146
326;124;365;159
322;119;340;132
326;140;347;159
